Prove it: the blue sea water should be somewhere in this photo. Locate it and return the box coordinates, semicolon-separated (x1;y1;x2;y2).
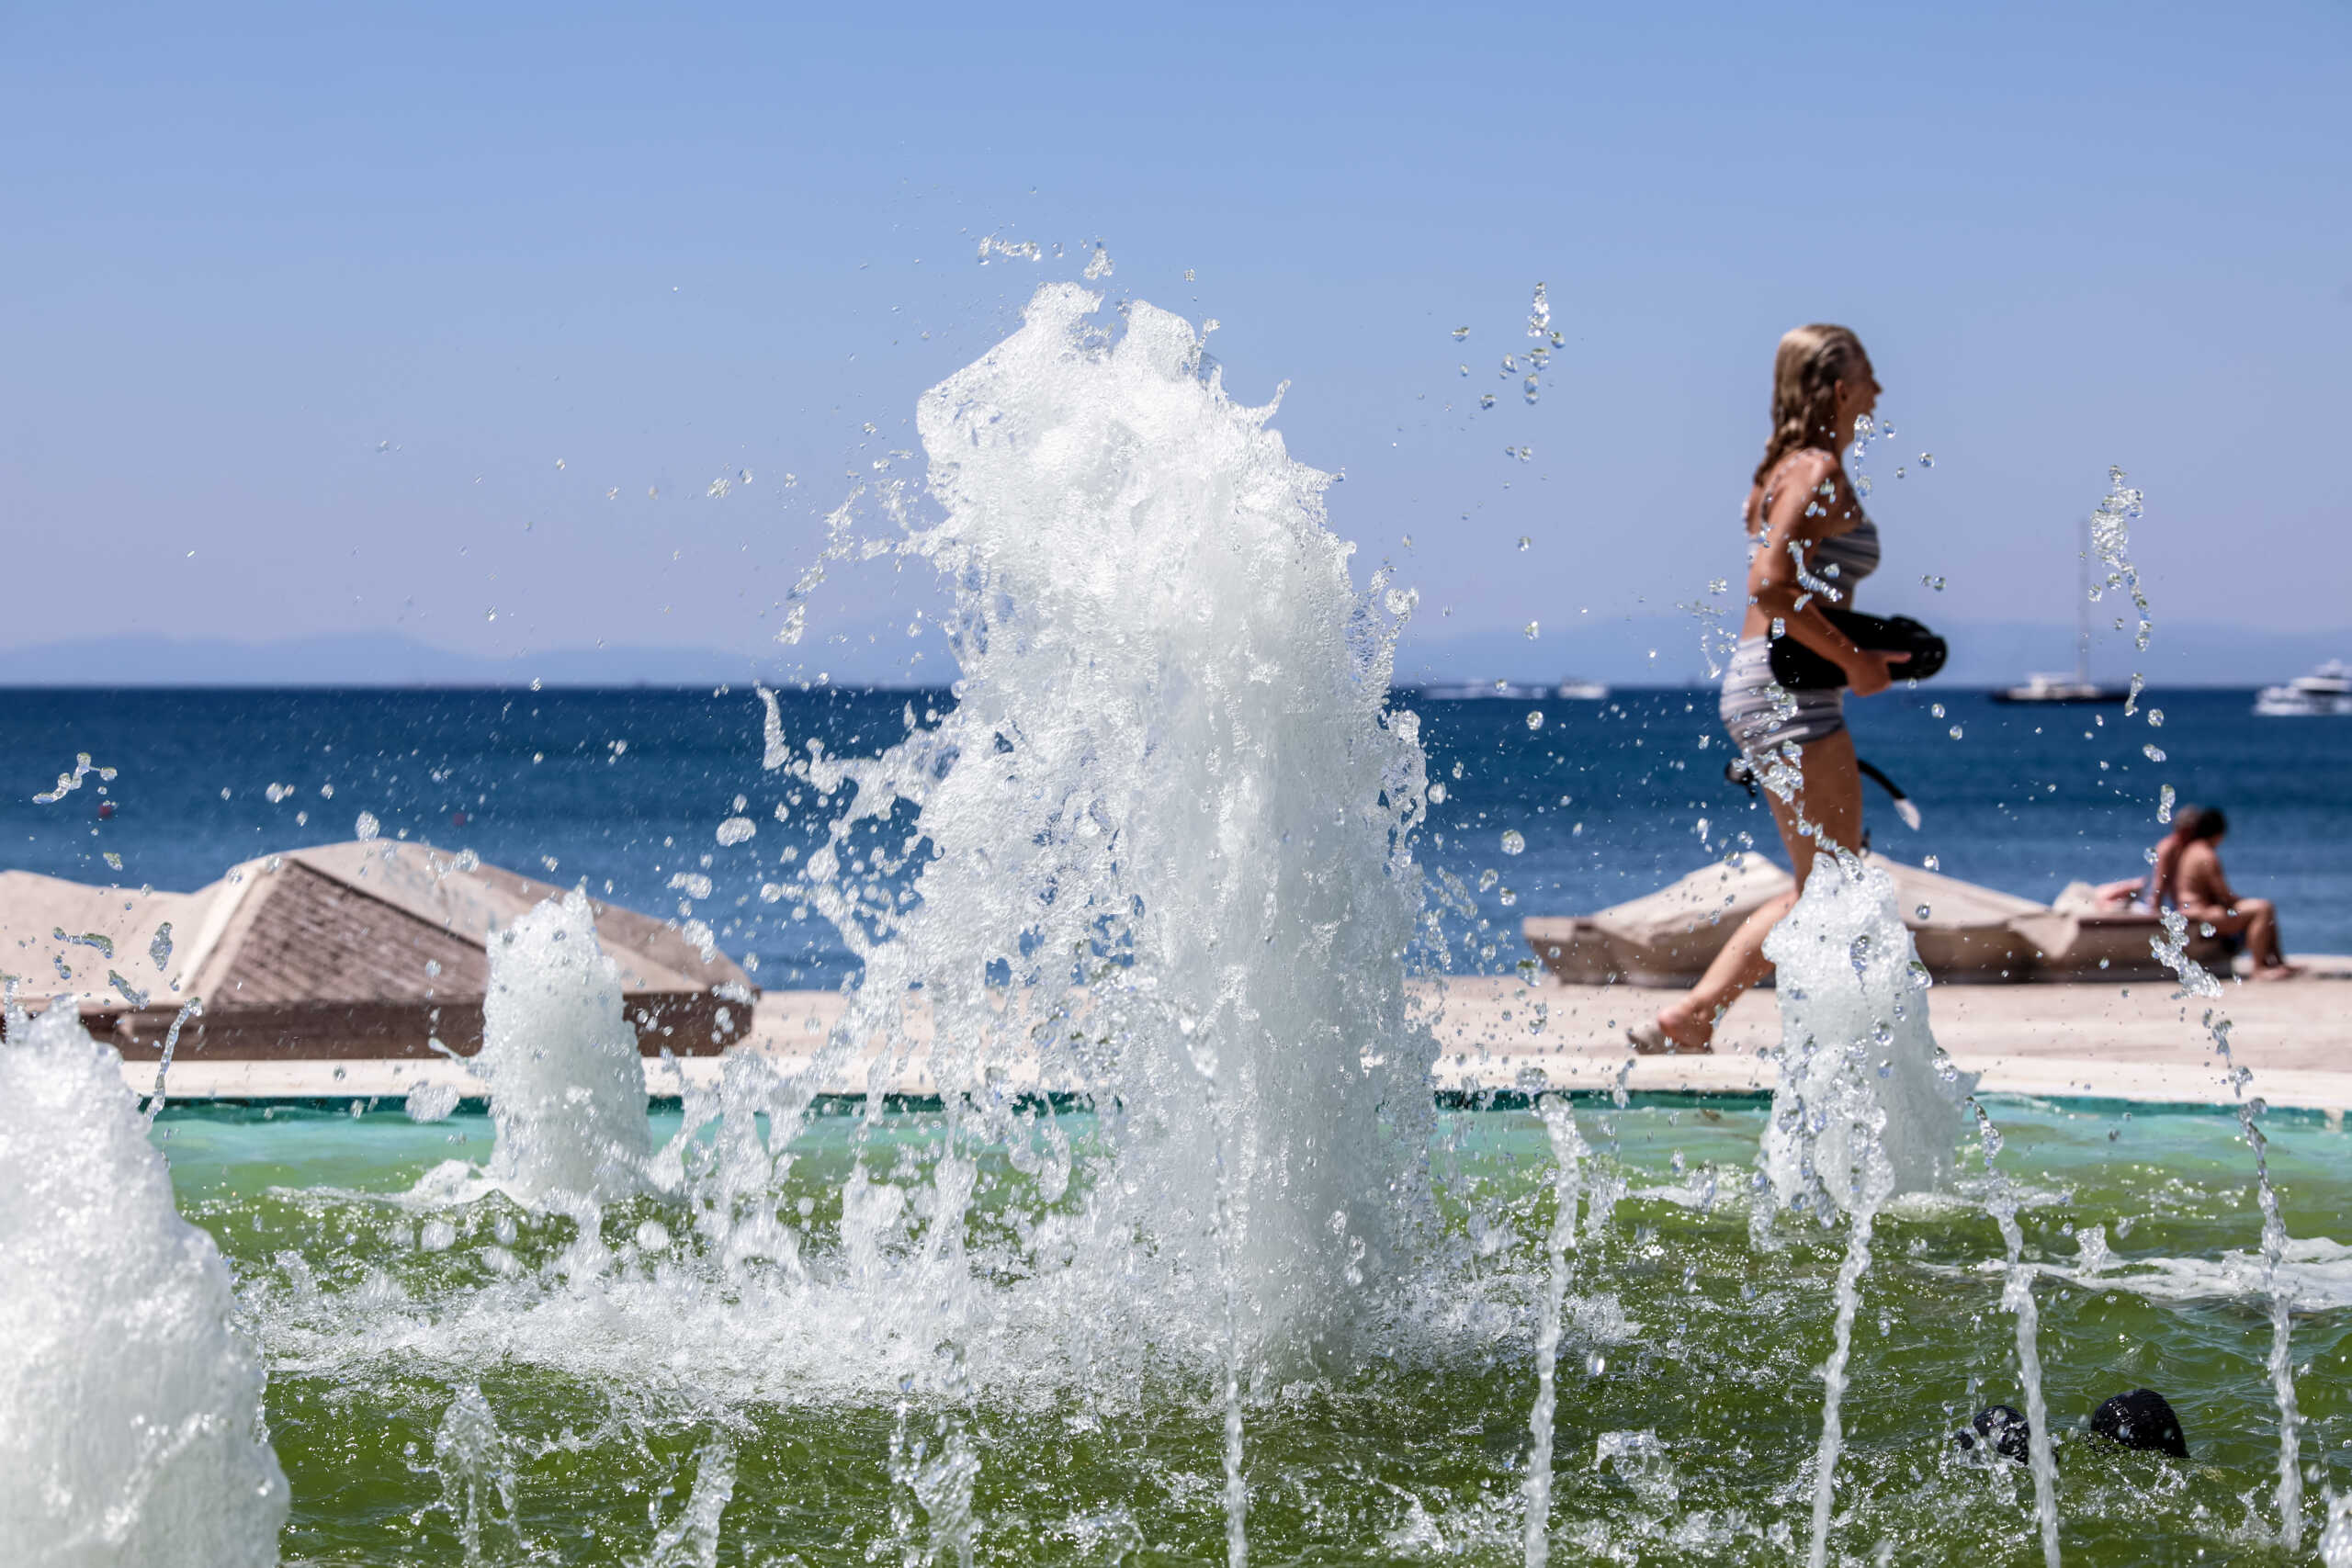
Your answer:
4;684;2346;987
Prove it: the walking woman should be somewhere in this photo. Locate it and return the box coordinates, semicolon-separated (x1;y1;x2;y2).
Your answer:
1632;324;1911;1054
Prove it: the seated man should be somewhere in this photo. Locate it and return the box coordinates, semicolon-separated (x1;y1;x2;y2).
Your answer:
2171;806;2300;980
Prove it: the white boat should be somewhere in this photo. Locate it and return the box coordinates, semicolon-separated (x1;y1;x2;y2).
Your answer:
1419;680;1548;700
1417;676;1610;701
2255;660;2352;716
1993;671;2127;705
1991;513;2128;703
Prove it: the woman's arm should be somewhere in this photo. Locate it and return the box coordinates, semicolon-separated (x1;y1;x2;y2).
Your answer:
1747;453;1908;696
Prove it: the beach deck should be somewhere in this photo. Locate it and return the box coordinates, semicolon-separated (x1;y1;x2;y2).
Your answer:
130;962;2352;1115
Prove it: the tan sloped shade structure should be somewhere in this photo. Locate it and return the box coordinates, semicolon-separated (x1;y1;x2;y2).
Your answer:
3;841;753;1060
1523;852;2228;987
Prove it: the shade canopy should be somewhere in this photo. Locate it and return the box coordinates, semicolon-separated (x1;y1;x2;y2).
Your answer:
1523;852;2223;987
4;842;752;1059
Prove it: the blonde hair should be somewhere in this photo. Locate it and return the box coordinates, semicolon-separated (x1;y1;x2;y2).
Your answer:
1753;323;1868;487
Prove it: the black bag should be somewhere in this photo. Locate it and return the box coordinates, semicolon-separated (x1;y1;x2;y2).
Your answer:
1768;608;1947;690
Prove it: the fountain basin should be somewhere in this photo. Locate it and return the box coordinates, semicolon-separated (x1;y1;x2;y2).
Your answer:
153;1093;2351;1564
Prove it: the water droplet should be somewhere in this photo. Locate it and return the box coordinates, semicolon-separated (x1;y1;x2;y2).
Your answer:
1526;711;1544;731
1930;703;1945;718
1452;325;1470;340
355;811;380;842
1518;536;1532;551
2158;784;2177;823
1500;829;1527;856
1894;465;1905;479
1428;782;1447;804
1478;393;1496;410
1523;621;1540;640
2143;743;2166;762
1526;281;1551;338
1923;854;1939;871
1918;453;1934;468
1949;726;1964;740
1905;959;1934;990
2146;708;2164;728
1478;868;1499;893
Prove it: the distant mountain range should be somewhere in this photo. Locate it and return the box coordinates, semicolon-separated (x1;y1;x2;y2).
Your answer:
2;621;2342;689
0;632;789;689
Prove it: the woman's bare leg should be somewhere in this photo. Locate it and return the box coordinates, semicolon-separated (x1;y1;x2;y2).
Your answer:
1654;728;1867;1047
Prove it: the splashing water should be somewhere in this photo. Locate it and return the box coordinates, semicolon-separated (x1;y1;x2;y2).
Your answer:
1963;1087;2062;1559
2086;467;2153;658
1752;852;1967;1567
1989;1189;2064;1567
1521;1096;1588;1567
427;1384;518;1567
640;1440;735;1568
2101;467;2305;1551
2321;1490;2352;1567
476;890;652;1208
583;281;1450;1559
1755;855;1965;1230
0;1003;288;1565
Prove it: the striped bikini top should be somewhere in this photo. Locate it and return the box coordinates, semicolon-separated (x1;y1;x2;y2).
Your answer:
1807;516;1881;601
1754;452;1880;604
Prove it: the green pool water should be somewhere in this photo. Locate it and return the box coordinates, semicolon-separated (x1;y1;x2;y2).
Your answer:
159;1095;2351;1566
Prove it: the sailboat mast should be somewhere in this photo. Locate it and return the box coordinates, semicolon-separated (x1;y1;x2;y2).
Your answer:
2075;513;2090;687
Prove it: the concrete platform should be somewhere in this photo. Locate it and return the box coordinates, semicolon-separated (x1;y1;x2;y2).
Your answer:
127;964;2352;1115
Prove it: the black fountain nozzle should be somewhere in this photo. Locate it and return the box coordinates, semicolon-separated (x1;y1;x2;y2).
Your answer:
2088;1389;2188;1459
1952;1404;2031;1463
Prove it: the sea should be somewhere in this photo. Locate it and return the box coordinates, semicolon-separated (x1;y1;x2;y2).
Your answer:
6;684;2346;989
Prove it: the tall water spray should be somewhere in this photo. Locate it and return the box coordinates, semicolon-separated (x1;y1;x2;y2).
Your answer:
1522;1096;1589;1568
476;890;652;1207
1973;1103;2063;1566
713;281;1443;1551
1752;852;1966;1568
2095;466;2306;1549
0;1003;288;1566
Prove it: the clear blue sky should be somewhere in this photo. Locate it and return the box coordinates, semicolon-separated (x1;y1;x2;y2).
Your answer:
3;2;2345;682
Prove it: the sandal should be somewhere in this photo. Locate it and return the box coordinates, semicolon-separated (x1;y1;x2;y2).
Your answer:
1628;1019;1714;1055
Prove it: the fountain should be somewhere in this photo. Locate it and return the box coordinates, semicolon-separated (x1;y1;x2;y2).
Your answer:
28;288;2345;1562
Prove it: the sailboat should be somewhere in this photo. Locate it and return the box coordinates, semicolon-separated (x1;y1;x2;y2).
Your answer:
1991;512;2129;704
